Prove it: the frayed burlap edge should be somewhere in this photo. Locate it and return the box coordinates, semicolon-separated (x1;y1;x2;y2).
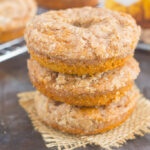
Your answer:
18;91;150;150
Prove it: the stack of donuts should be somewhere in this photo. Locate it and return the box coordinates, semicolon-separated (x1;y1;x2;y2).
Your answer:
25;7;141;135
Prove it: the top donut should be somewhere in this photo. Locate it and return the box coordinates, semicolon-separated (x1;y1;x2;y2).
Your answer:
0;0;37;43
25;7;141;76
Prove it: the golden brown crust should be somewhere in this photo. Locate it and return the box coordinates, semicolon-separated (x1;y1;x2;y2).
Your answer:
25;7;141;75
28;58;140;106
34;88;138;135
0;0;37;43
37;0;99;9
0;27;24;43
29;49;132;76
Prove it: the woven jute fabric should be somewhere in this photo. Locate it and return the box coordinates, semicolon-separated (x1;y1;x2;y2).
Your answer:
18;91;150;150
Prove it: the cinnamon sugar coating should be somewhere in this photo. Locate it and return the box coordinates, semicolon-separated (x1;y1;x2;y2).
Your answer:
0;0;37;43
25;7;140;75
34;87;138;135
28;58;140;106
37;0;99;9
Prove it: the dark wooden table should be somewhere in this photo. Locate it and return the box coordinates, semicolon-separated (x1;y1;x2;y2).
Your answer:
0;51;150;150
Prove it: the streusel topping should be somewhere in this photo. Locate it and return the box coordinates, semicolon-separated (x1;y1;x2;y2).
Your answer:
34;87;138;132
25;7;140;61
28;58;140;94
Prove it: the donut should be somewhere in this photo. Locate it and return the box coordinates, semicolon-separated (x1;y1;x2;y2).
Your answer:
36;0;99;9
28;57;140;106
34;87;138;135
0;0;37;43
25;7;141;75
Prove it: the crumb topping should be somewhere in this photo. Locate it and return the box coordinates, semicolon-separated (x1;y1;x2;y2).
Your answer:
28;58;140;94
25;7;141;61
34;87;138;132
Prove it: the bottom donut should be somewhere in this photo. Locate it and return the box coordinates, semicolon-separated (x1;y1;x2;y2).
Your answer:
34;87;138;135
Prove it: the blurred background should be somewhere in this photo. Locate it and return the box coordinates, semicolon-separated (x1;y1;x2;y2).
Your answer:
105;0;150;44
0;1;150;150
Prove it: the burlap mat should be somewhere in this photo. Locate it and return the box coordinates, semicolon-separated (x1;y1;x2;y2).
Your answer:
18;91;150;150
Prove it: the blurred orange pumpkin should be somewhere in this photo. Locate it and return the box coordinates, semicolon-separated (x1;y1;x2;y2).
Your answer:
105;0;150;28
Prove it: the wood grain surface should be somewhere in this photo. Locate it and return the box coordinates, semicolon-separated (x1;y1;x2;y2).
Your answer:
0;50;150;150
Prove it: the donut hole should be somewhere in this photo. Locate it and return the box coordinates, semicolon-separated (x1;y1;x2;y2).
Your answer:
73;19;96;28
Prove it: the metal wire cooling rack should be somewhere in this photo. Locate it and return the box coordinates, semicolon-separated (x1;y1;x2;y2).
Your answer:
137;42;150;51
0;38;27;63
